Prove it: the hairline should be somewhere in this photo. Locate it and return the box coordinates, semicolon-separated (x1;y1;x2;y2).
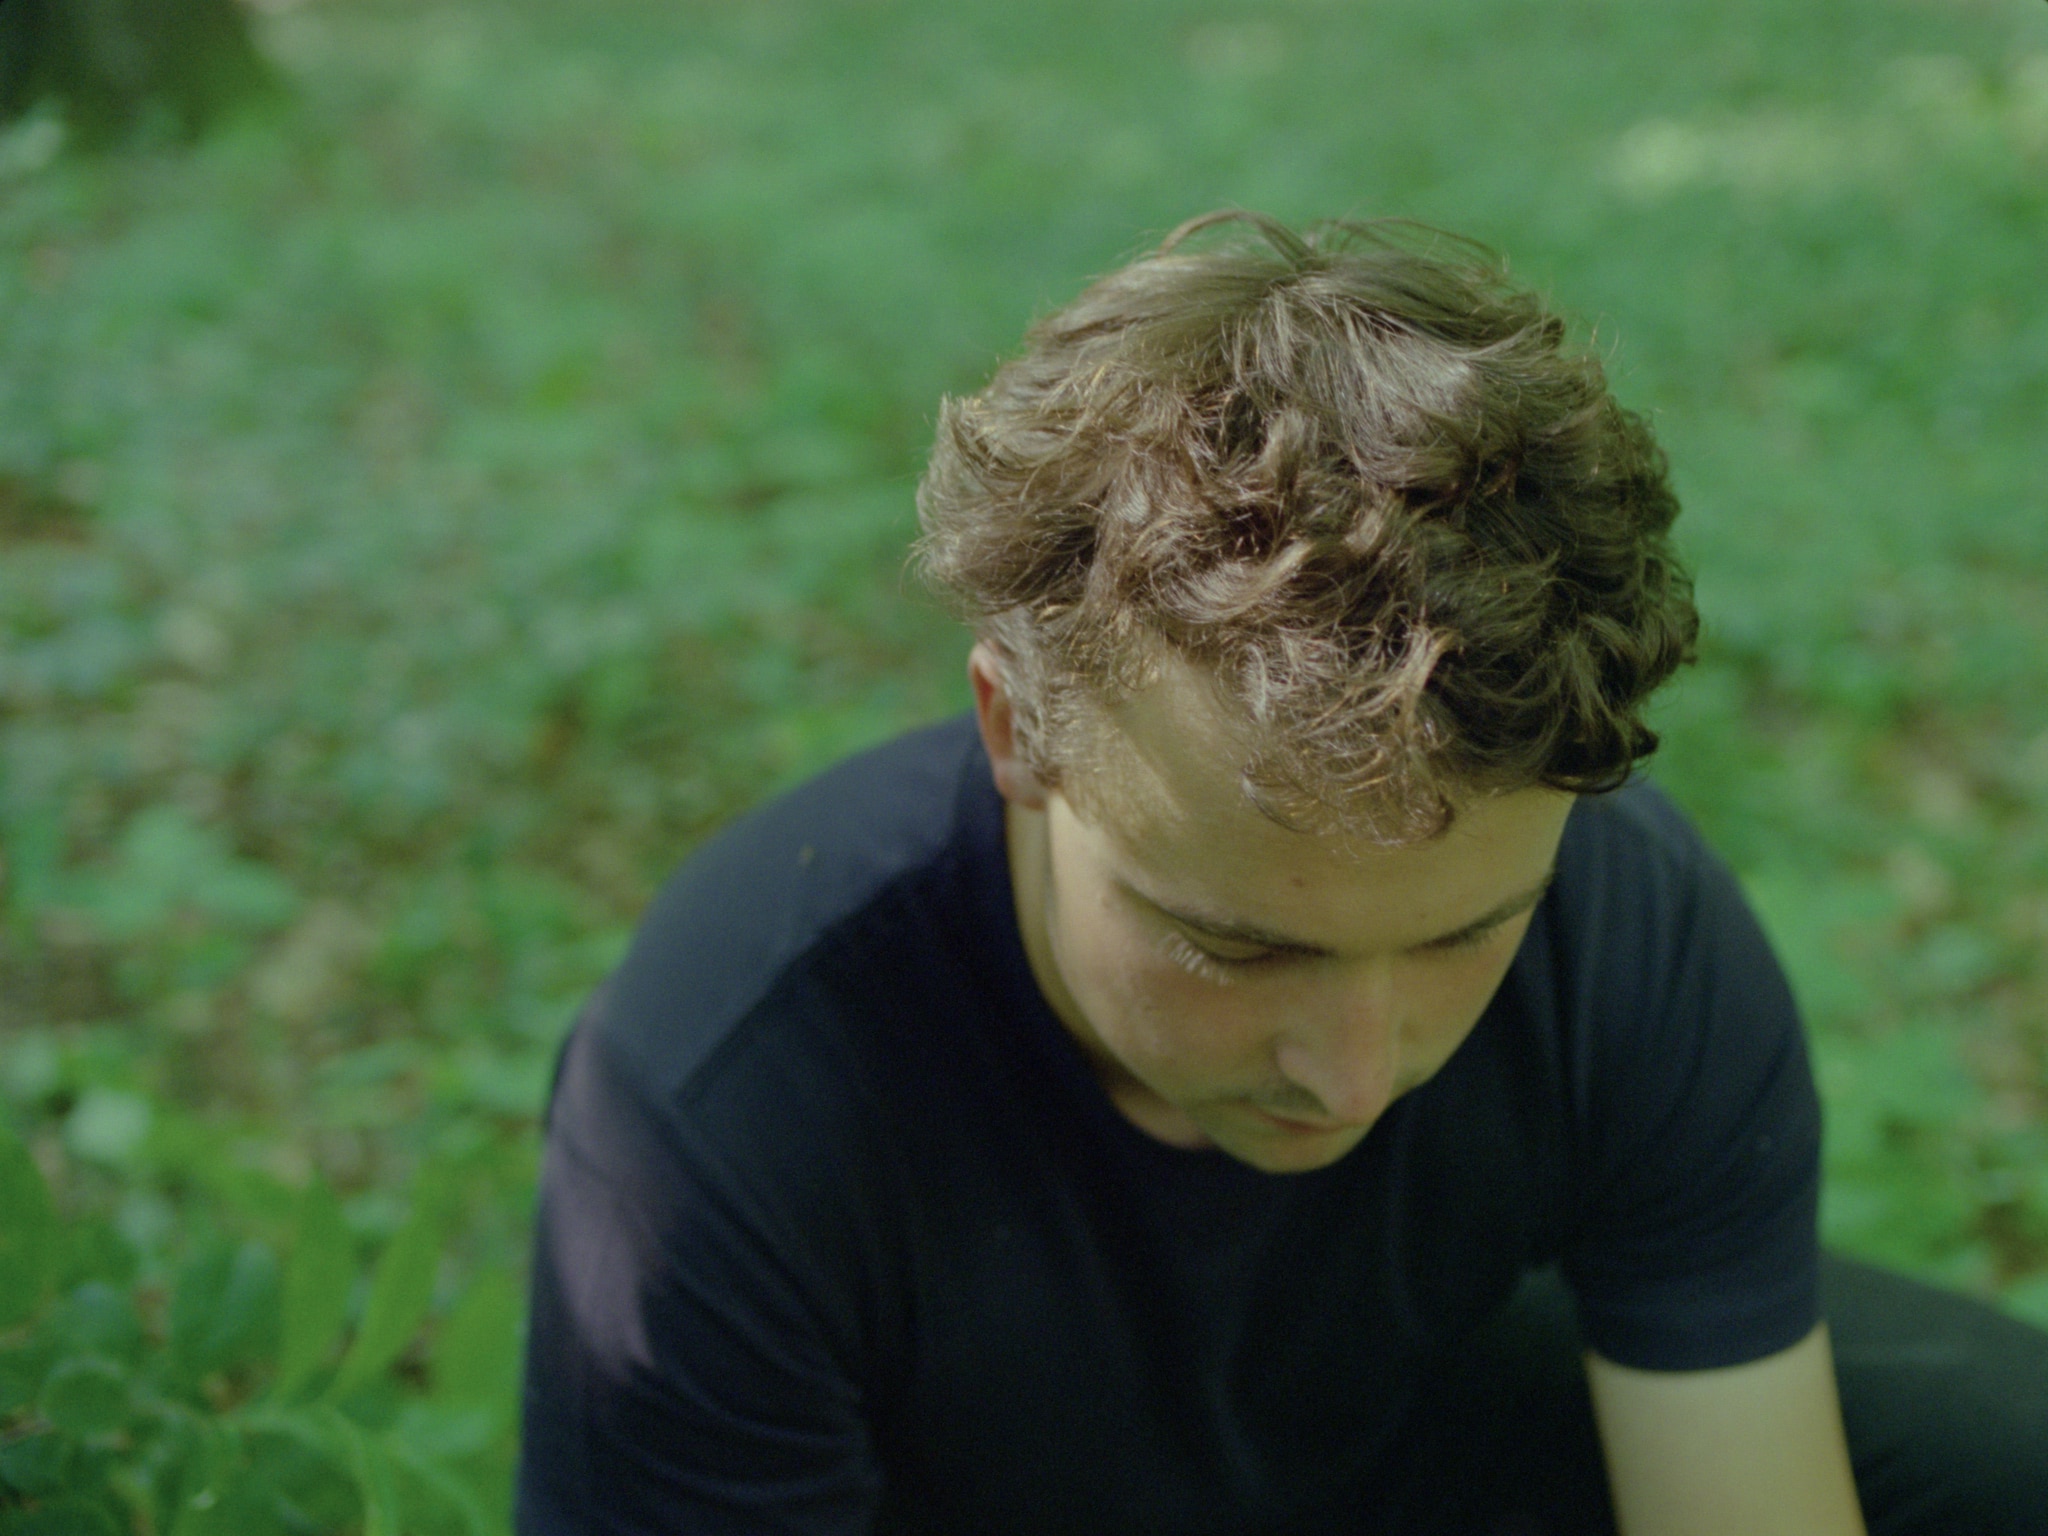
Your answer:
1033;661;1547;850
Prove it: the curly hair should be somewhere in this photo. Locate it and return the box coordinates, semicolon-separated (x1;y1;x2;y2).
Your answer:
914;210;1698;839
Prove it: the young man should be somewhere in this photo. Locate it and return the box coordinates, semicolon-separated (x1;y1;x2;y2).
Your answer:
517;214;2046;1535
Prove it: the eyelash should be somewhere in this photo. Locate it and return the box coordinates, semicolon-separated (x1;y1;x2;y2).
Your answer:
1160;932;1262;982
1160;922;1502;981
1429;924;1503;954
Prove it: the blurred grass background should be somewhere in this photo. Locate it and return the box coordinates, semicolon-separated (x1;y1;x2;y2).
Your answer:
3;0;2046;1515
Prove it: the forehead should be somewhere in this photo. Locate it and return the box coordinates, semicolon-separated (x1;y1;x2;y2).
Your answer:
1070;657;1570;945
1083;655;1373;851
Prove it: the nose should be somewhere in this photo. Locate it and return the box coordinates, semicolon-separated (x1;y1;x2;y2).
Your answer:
1270;970;1401;1127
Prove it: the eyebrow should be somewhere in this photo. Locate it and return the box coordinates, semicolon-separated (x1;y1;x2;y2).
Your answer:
1125;871;1556;958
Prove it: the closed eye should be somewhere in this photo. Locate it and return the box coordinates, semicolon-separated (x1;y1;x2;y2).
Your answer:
1144;877;1545;979
1160;931;1276;980
1418;917;1513;954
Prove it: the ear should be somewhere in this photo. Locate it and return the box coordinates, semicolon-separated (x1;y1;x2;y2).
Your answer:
968;643;1049;810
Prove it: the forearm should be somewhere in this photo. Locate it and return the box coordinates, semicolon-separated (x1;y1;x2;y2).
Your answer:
1587;1325;1866;1536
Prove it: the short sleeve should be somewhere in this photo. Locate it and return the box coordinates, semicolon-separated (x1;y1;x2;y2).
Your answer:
515;997;887;1536
1553;788;1824;1372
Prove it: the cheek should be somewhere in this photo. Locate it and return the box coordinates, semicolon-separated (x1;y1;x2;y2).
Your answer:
1399;937;1529;1062
1050;908;1252;1069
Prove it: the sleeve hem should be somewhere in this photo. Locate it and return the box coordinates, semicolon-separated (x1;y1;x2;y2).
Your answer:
1576;1290;1820;1373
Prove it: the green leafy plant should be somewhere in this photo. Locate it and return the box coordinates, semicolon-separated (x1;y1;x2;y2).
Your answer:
0;1123;516;1536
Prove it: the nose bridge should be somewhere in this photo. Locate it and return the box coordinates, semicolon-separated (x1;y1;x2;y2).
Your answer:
1273;958;1400;1123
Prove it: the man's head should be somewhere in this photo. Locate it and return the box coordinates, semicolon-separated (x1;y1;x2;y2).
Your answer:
970;641;1576;1171
917;210;1696;841
917;211;1697;1169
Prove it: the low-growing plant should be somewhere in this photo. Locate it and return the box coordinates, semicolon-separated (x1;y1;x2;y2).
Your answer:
0;1123;519;1536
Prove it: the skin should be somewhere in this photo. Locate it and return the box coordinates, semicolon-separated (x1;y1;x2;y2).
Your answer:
969;642;1572;1174
1588;1330;1867;1536
968;642;1868;1532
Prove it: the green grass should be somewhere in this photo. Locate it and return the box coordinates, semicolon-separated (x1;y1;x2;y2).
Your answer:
3;0;2047;1504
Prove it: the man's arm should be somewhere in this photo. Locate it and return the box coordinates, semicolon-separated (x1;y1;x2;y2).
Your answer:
1585;1324;1866;1536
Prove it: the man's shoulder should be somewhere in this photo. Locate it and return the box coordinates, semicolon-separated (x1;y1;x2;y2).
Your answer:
654;711;987;935
1531;775;1769;1024
1550;775;1725;931
588;712;996;1104
1562;775;1712;868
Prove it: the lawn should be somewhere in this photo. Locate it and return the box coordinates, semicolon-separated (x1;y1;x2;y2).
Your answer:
3;0;2046;1527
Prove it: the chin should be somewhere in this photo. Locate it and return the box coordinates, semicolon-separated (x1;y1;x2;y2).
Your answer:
1212;1122;1372;1175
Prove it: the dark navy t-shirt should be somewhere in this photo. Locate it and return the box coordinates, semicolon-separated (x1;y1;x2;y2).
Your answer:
517;715;1822;1536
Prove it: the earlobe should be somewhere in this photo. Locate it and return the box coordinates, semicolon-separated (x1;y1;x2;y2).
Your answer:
968;644;1049;810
